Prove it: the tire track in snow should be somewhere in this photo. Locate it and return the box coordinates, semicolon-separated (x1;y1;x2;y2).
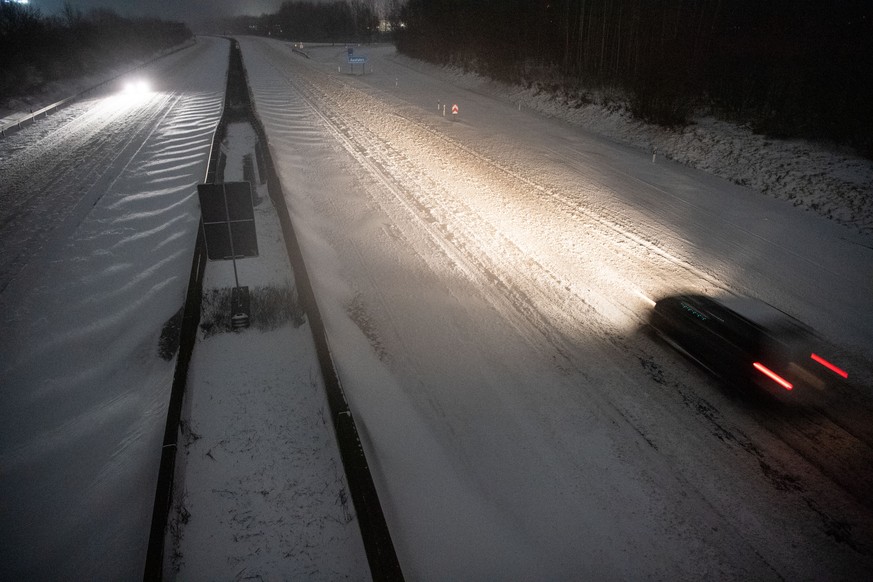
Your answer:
257;51;711;377
299;64;873;531
247;39;873;574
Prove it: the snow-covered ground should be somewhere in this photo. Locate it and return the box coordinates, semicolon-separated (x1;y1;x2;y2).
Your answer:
2;33;872;580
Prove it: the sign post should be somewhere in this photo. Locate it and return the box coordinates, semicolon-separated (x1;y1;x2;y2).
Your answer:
348;55;367;75
197;182;259;329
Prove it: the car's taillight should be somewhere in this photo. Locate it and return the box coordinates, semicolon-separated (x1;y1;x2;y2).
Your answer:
810;353;848;378
753;362;793;390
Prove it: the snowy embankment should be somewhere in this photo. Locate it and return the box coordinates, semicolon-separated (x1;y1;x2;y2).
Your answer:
394;53;873;234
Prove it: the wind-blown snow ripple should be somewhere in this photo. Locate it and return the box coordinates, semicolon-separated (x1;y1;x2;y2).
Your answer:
0;37;228;581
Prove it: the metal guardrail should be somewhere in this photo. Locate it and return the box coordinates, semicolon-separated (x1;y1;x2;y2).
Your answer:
143;223;208;582
143;41;229;582
0;99;70;136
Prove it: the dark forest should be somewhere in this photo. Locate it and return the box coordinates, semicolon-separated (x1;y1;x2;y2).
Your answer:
227;1;381;44
392;0;873;156
1;3;192;103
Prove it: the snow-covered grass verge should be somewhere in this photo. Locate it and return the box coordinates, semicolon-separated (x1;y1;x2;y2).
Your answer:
171;325;368;580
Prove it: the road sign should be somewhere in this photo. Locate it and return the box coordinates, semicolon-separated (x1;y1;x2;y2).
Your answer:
452;104;458;115
349;56;367;64
197;182;259;261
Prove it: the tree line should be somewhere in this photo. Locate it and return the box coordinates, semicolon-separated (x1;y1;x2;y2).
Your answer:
391;0;873;156
220;1;381;44
1;2;192;105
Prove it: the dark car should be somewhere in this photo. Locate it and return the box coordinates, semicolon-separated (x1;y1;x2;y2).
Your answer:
649;294;848;397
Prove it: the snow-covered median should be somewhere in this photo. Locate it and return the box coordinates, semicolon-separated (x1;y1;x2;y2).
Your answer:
167;122;369;580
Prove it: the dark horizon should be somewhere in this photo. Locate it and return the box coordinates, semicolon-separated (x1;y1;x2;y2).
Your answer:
25;0;297;24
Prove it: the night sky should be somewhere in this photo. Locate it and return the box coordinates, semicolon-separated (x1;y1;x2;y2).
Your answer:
27;0;291;23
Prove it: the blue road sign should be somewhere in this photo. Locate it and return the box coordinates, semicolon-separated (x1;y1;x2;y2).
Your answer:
349;56;367;64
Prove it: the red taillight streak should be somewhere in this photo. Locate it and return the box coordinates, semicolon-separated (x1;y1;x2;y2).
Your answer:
753;362;794;390
810;353;848;378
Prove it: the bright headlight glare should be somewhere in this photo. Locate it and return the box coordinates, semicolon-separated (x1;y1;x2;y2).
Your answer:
123;79;150;93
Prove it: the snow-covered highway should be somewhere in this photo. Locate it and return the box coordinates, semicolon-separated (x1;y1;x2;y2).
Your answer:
240;37;873;580
0;37;228;579
1;31;871;580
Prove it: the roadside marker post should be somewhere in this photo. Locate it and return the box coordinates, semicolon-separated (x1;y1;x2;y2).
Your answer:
452;103;458;121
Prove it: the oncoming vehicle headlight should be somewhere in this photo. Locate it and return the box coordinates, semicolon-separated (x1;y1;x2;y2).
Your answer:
123;79;151;94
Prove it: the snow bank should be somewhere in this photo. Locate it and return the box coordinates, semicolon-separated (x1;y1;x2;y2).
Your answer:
391;51;873;234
